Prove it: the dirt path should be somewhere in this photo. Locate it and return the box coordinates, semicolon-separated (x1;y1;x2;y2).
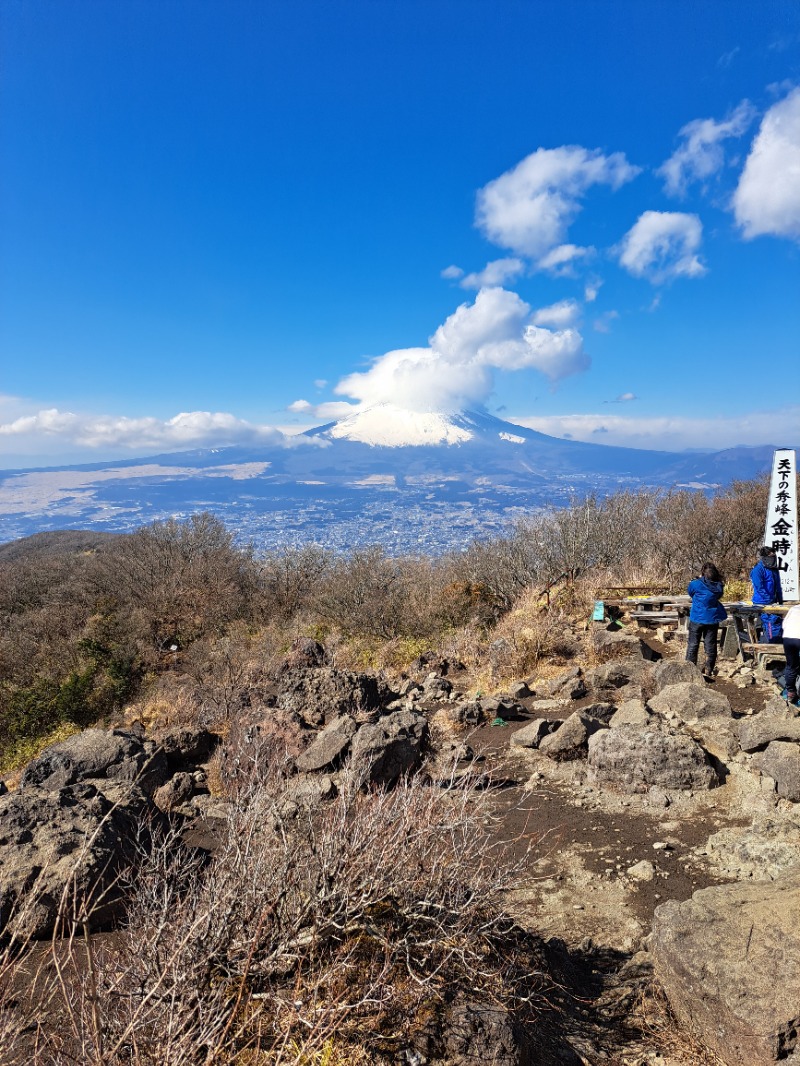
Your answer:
440;648;784;1064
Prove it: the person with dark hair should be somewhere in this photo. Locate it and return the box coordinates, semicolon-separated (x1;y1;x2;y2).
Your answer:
751;546;784;643
686;562;727;680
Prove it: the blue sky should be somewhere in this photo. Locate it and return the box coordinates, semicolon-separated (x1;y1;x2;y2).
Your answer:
2;0;799;465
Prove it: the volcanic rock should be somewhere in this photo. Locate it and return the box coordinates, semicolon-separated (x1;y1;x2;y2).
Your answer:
652;869;800;1064
587;726;717;793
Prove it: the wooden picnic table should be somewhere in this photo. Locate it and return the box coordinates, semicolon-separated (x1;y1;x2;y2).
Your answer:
600;597;798;650
726;603;795;615
720;603;798;672
602;595;691;607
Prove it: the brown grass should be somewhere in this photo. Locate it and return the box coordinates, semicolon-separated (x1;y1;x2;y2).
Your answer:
635;982;728;1066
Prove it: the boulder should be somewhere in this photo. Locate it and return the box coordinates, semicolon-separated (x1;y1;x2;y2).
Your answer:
434;740;476;768
609;699;651;729
445;700;486;727
281;637;326;669
684;716;740;763
762;695;798;720
542;667;587;701
442;998;534;1066
647;682;732;722
0;781;152;939
351;709;429;787
410;651;450;675
528;698;567;712
480;697;516;718
153;772;194;812
587;726;717;793
585;657;654;702
509;681;532;700
652;869;800;1065
423;673;453;700
592;629;655;663
538;712;602;761
737;717;800;753
652;660;705;693
276;667;390;728
156;726;219;769
753;742;800;802
581;701;616;724
295;715;357;773
510;720;555;750
701;819;800;882
279;774;337;816
20;728;168;795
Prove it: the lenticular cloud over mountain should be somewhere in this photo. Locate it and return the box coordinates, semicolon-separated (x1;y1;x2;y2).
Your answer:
331;286;589;415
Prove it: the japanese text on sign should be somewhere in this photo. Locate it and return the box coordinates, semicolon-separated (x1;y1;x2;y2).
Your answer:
764;449;798;600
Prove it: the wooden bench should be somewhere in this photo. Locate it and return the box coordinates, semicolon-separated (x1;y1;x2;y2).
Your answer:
741;641;786;675
629;610;680;623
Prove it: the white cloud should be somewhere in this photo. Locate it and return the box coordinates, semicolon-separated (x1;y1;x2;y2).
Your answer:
536;243;593;276
0;406;312;458
459;257;525;289
287;400;357;421
313;379;328;389
733;86;800;243
658;100;755;197
617;211;706;283
475;146;640;263
717;47;740;69
517;325;589;379
593;310;619;333
531;299;581;328
512;406;800;451
584;277;602;302
441;264;464;279
334;286;590;413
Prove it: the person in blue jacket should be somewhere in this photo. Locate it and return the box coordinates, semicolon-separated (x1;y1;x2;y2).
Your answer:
686;562;727;679
751;545;784;642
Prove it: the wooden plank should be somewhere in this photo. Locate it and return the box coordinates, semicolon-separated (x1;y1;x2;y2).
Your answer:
730;603;798;615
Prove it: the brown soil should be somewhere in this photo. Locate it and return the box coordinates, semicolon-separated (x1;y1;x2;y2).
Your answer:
429;633;782;1063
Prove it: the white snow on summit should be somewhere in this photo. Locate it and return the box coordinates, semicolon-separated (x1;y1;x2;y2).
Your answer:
326;404;474;447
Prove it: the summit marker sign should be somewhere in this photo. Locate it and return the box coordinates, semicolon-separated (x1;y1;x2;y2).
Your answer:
764;449;799;601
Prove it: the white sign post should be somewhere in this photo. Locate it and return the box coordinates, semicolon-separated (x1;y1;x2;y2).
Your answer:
764;448;799;601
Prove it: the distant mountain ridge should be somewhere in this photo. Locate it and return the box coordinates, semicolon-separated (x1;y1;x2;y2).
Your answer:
0;405;791;553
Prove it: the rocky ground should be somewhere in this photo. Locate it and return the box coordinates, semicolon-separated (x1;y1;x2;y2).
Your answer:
2;622;800;1064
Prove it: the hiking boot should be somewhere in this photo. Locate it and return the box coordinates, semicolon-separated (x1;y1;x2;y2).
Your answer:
787;690;799;708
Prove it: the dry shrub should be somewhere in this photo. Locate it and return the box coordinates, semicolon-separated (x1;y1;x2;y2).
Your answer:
8;768;547;1065
636;982;727;1065
651;476;770;585
128;623;290;736
481;589;582;687
436;621;488;673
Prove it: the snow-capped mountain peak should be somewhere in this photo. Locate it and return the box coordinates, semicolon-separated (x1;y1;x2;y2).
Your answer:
322;403;476;447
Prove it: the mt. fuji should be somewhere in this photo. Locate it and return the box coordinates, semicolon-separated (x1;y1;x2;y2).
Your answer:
0;405;788;553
